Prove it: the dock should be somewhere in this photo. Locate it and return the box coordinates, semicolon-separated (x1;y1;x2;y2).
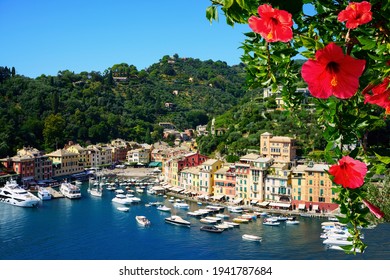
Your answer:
47;187;64;199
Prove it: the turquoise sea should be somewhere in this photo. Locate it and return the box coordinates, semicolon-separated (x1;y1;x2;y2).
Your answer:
1;182;389;260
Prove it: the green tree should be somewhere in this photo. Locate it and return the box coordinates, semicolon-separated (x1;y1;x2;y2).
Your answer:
43;114;66;150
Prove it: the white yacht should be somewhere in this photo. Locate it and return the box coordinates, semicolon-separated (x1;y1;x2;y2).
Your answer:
0;180;40;207
60;182;81;199
112;194;132;205
37;187;52;200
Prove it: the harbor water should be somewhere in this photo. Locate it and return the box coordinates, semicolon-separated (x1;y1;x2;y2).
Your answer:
1;182;389;260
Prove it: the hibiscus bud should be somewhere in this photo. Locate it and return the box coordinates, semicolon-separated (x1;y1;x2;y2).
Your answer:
362;199;384;219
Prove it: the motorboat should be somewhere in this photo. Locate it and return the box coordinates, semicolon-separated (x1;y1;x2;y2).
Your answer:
214;223;229;230
242;234;262;242
136;187;144;193
157;205;171;212
232;217;250;224
126;194;141;203
200;225;224;233
263;218;280;226
37;187;52;200
187;211;205;218
136;216;151;226
173;202;190;209
165;215;191;227
276;215;288;221
60;182;81;199
224;221;240;227
0;180;40;207
323;238;353;246
241;214;256;221
117;206;130;212
216;213;230;219
286;217;300;225
106;183;116;191
204;216;222;223
112;194;132;205
228;206;243;213
200;218;217;224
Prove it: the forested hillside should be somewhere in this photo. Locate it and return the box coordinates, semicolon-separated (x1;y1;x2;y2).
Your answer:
1;54;389;160
0;55;246;157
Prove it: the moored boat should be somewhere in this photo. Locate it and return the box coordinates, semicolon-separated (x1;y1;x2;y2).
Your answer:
0;180;40;207
117;206;130;212
165;215;191;227
286;217;300;225
263;218;280;226
60;182;81;199
157;205;171;212
173;202;190;209
200;225;224;233
232;217;249;224
242;234;262;242
112;194;132;205
37;187;52;200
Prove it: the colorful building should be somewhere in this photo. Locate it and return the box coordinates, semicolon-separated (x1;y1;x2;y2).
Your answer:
260;132;297;162
264;162;292;208
213;165;236;201
17;147;52;181
46;149;84;178
291;162;339;212
198;159;223;196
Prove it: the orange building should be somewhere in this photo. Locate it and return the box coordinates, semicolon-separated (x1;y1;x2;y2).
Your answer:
260;132;297;162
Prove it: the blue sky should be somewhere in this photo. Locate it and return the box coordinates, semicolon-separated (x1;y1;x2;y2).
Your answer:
0;0;251;78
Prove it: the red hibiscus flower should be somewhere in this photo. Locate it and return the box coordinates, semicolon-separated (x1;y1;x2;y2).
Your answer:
338;1;372;29
248;4;293;43
362;199;384;219
301;42;366;99
364;77;390;112
328;156;367;189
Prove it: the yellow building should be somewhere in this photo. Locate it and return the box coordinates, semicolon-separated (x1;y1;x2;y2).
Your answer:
66;144;91;167
291;163;339;212
46;149;84;177
198;159;223;196
180;166;201;194
260;132;297;162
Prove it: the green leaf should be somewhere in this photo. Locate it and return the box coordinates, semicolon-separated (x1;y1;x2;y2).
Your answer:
375;153;390;164
206;6;218;23
300;36;317;50
223;0;234;9
358;37;377;50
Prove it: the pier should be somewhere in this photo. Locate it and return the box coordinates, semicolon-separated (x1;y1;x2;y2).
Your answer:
47;187;64;199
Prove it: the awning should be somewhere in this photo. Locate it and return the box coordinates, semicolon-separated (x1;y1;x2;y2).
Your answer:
233;198;243;204
152;186;165;191
312;204;319;210
258;201;270;207
212;194;225;200
298;204;306;210
269;202;291;208
170;187;184;193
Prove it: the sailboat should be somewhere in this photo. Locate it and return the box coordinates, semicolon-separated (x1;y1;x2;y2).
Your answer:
88;177;102;197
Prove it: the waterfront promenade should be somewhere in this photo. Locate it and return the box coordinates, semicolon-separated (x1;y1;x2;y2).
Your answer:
96;166;339;219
